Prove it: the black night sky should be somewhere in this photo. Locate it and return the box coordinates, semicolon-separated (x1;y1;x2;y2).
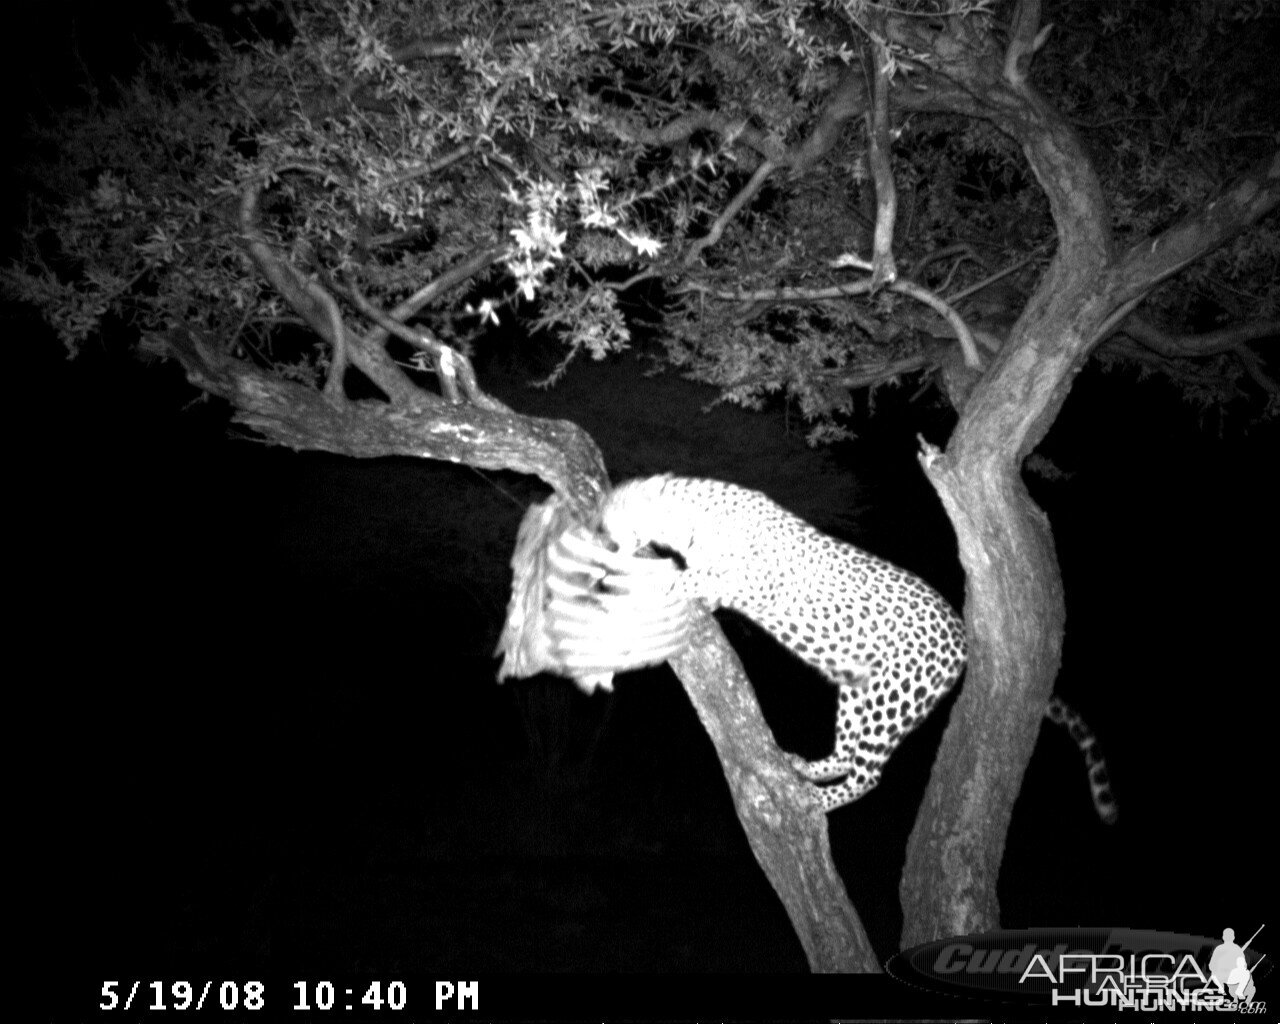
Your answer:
8;2;1276;1018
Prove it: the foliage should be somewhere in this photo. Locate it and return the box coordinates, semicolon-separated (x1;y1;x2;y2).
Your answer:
6;0;1277;435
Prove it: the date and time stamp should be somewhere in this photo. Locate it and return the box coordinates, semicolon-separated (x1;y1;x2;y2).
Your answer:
98;979;476;1015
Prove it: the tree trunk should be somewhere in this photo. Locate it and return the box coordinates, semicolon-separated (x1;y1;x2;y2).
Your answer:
499;504;881;972
901;447;1065;943
482;431;878;971
887;2;1117;944
671;611;880;972
900;253;1109;944
896;141;1277;948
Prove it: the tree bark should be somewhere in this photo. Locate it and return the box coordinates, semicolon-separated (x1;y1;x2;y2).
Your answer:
672;611;879;972
894;3;1278;946
193;169;885;968
165;329;610;516
495;497;880;971
175;328;883;972
894;2;1116;944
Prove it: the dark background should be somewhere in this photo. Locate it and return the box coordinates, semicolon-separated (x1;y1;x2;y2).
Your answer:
8;0;1275;993
22;325;1275;975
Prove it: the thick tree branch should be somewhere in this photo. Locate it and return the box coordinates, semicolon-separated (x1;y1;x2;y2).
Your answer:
1117;313;1280;358
165;329;609;516
1107;152;1280;314
790;69;869;174
227;177;606;512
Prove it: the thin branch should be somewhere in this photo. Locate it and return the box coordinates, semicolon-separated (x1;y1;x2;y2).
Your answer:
376;143;487;189
316;271;348;399
892;280;982;369
1002;0;1053;88
680;274;982;370
724;351;932;397
1103;335;1244;389
598;62;868;176
683;160;778;266
234;163;512;408
678;278;875;303
864;38;898;289
236;179;420;405
390;26;549;64
828;352;933;390
378;247;508;345
602;108;787;165
910;243;989;281
338;277;511;413
1234;345;1280;399
604;268;663;294
944;243;1052;306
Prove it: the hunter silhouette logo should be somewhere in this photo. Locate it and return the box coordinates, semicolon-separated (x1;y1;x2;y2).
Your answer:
1209;926;1263;1004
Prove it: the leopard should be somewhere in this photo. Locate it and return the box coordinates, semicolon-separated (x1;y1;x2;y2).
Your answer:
586;474;1117;822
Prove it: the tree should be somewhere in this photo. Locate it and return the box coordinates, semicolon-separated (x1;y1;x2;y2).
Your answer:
9;0;1277;972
